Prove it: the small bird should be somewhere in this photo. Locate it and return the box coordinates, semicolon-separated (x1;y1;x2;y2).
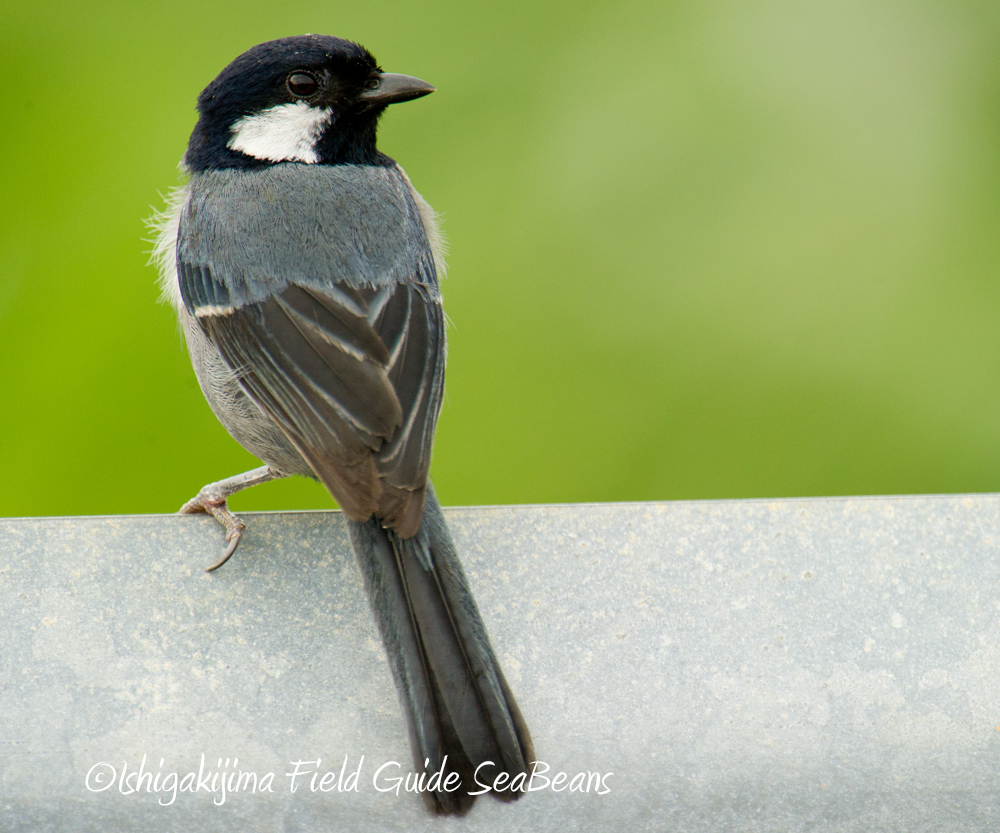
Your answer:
151;35;533;814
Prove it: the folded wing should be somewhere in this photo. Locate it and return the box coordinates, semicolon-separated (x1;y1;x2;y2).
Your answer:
180;261;445;536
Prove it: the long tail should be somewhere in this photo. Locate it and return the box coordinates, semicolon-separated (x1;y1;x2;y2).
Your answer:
348;482;534;814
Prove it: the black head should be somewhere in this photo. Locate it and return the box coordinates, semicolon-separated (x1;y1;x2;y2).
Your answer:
183;35;434;171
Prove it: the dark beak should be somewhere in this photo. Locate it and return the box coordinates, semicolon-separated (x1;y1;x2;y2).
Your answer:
358;73;435;108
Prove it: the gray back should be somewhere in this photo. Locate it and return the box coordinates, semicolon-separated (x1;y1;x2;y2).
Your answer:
178;164;435;309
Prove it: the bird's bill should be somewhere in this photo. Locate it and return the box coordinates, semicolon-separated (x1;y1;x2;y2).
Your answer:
359;73;435;107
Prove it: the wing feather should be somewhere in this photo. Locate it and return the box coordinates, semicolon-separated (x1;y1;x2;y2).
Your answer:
175;164;445;535
183;261;444;532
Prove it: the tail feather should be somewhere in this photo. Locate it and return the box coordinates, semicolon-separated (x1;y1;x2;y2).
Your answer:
348;482;534;815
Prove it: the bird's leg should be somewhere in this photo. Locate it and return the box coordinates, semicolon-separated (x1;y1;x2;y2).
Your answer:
179;465;287;571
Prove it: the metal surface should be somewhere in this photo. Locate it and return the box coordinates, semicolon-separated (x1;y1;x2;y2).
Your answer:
3;495;1000;831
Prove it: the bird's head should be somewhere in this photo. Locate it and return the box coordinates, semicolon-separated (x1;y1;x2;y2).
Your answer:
183;35;434;171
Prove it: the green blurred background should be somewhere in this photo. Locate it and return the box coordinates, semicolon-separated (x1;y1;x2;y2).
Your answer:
2;0;999;518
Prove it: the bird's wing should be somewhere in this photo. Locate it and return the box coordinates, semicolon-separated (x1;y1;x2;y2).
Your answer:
176;164;444;535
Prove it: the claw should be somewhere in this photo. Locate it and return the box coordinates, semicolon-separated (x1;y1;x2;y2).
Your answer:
179;491;248;571
205;527;243;572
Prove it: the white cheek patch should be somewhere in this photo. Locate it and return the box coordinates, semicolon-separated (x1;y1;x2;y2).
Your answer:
227;101;332;163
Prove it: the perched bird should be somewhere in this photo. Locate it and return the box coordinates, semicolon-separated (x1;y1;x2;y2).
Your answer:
151;35;533;814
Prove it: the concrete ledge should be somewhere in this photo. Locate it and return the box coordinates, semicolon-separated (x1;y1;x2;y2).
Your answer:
4;495;1000;831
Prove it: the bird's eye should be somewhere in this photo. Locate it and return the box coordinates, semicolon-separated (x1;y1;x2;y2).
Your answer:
287;72;319;97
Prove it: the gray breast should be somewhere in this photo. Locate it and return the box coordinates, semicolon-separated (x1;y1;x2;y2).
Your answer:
182;308;313;478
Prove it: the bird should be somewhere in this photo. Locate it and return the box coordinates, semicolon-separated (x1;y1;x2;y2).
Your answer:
150;34;534;814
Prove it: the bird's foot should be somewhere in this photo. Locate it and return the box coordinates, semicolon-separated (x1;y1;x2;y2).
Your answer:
180;489;248;572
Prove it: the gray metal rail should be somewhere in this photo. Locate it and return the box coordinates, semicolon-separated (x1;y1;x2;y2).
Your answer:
3;495;1000;831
